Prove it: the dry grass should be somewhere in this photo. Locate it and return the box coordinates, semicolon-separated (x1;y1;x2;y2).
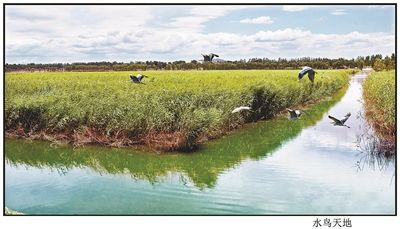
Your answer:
363;70;395;153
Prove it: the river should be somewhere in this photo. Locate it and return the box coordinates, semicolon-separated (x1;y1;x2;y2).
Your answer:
5;71;395;215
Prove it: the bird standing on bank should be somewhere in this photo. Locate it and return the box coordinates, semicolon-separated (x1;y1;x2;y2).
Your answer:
287;108;302;120
328;112;351;128
298;66;317;82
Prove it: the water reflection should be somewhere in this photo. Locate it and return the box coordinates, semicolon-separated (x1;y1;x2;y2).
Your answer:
6;86;346;189
5;72;395;214
352;72;395;172
355;118;395;173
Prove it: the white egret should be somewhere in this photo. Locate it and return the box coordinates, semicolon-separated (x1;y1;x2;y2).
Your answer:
232;106;252;113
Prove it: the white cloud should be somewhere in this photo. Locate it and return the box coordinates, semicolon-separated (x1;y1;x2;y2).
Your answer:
240;16;274;24
331;9;348;16
251;28;310;42
5;5;395;63
166;6;257;32
6;27;395;63
367;5;394;9
282;6;314;12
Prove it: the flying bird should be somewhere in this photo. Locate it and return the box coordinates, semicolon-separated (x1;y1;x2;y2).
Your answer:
328;112;351;128
232;106;252;113
298;66;317;82
129;74;147;83
287;108;302;120
202;53;219;62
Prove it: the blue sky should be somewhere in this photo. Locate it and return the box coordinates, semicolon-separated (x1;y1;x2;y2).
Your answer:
205;6;395;34
5;5;395;63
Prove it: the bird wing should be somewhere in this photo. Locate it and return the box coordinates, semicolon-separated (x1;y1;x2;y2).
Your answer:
328;115;341;123
232;106;251;113
300;66;312;73
298;67;312;80
308;70;315;82
341;113;351;123
298;72;305;80
130;75;139;83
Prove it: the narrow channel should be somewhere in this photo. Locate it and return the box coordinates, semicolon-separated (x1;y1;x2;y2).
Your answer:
5;71;395;214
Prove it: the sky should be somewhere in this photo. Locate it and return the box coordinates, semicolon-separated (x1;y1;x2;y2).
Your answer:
5;5;396;63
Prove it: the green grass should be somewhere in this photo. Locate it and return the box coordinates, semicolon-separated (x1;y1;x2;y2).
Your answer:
5;85;347;189
5;70;350;150
363;70;395;139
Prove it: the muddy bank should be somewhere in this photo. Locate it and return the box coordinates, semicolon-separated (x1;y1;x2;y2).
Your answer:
362;71;395;155
363;98;395;154
5;85;349;152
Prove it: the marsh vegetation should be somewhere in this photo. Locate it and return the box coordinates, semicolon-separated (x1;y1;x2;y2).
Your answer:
5;70;350;151
363;70;395;153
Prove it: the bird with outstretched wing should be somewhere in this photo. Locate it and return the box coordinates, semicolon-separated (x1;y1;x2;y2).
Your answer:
298;66;317;82
328;112;351;128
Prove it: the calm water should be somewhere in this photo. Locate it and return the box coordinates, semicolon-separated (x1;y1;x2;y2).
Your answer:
5;72;395;215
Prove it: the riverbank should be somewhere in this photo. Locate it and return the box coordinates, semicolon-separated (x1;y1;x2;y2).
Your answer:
5;70;351;151
6;85;349;189
5;207;24;215
363;70;395;154
5;74;395;215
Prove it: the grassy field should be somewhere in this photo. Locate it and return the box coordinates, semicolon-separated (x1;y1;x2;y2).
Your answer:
363;70;395;148
5;70;350;151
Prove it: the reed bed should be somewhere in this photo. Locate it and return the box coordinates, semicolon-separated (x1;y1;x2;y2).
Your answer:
5;70;350;151
363;70;395;153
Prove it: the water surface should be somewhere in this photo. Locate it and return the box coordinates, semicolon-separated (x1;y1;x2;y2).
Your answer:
5;72;395;214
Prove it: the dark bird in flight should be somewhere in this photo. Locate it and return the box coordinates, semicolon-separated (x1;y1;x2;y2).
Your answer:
298;66;317;82
129;74;147;83
202;53;219;62
287;108;302;120
328;112;351;128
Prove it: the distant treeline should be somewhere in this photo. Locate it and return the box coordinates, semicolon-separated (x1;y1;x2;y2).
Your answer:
5;54;395;72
